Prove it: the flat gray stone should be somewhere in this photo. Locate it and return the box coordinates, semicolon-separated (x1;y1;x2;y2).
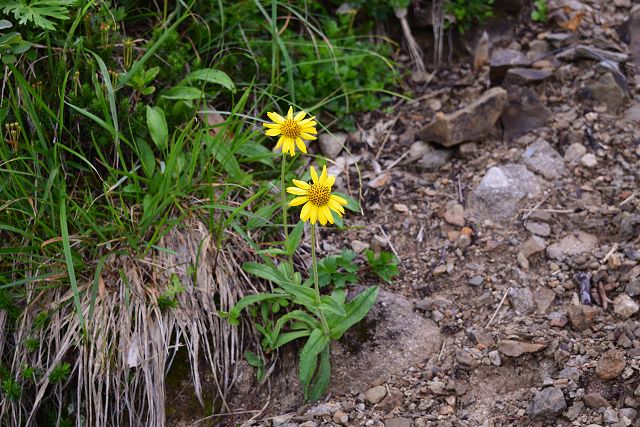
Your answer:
527;387;567;419
501;87;551;141
469;164;541;224
546;231;598;261
522;139;567;180
504;68;552;85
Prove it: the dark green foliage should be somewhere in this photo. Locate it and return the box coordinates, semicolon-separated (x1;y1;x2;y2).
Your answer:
317;250;359;288
48;362;71;384
365;249;399;283
531;0;549;22
444;0;494;33
2;378;21;400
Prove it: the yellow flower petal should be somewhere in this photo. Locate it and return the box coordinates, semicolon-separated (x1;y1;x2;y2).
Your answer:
267;112;285;124
328;198;345;215
301;125;317;133
310;166;319;184
294;110;306;121
300;133;317;141
301;202;312;221
323;205;334;224
286;106;293;119
292;179;310;190
299;118;316;126
317;206;327;225
319;165;328;186
330;194;348;206
263;123;281;129
295;137;307;154
289;196;308;206
265;128;281;136
309;205;318;224
287;186;307;195
325;174;335;188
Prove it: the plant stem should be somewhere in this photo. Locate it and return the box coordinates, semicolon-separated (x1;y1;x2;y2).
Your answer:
310;223;330;335
281;153;293;268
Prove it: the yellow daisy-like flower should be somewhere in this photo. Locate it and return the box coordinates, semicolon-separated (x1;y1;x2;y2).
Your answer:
263;106;317;156
287;165;348;225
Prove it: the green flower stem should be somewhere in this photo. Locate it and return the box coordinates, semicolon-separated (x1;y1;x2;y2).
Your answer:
281;153;293;268
310;223;330;335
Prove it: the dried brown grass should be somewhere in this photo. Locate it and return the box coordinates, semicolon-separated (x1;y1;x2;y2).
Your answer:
0;218;257;426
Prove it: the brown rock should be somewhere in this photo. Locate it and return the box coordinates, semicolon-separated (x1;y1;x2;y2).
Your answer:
490;49;531;83
333;410;349;425
567;305;599;331
546;231;598;261
377;389;404;411
365;385;387;404
504;68;552;85
498;340;546;357
584;392;610;409
417;87;507;147
384;417;412;427
444;202;465;227
596;349;626;380
501;86;551;141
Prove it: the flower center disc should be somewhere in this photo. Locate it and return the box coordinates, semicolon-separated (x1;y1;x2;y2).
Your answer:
307;184;331;206
281;119;302;138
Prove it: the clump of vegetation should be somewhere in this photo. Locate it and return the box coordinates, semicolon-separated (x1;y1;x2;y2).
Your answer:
531;0;549;22
445;0;495;33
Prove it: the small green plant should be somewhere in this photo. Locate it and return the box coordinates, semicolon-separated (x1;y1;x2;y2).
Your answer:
157;274;185;310
315;250;359;289
1;0;75;31
444;0;494;33
531;0;549;22
48;362;71;384
2;378;21;401
0;20;31;64
126;66;160;96
24;338;39;352
365;249;399;283
244;351;266;382
20;365;36;382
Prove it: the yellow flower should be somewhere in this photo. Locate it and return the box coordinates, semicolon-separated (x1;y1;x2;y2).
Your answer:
263;106;317;156
287;165;348;225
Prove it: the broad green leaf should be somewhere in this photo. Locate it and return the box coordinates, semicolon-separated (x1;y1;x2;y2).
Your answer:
162;86;204;100
146;106;168;151
0;32;21;46
329;286;378;340
299;329;329;398
278;282;317;309
0;20;12;30
333;191;360;212
183;68;235;92
243;261;288;286
319;295;346;317
307;345;331;401
244;350;263;367
285;221;304;255
273;330;311;350
136;139;155;178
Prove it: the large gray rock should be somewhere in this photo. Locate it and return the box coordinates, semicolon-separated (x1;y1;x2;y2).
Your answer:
527;387;567;419
508;287;535;315
522;139;567;180
418;87;507;147
330;290;442;394
469;164;541;224
546;231;598;261
501;87;551;141
588;72;628;112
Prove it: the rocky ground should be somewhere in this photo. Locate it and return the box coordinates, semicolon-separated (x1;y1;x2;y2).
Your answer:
229;1;640;426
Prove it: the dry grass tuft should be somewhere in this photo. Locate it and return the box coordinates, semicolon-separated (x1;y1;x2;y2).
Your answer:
0;218;259;426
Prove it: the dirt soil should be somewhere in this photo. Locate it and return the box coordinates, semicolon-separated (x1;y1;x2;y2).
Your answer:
223;1;640;426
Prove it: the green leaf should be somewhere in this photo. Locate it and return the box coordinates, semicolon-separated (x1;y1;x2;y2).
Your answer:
243;261;289;286
273;330;311;349
307;345;331;401
333;191;360;212
244;350;263;368
299;329;329;399
0;20;12;30
162;86;205;100
146;106;168;151
136;139;155;178
319;295;346;317
226;292;287;326
328;286;378;340
285;221;304;255
182;68;236;92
